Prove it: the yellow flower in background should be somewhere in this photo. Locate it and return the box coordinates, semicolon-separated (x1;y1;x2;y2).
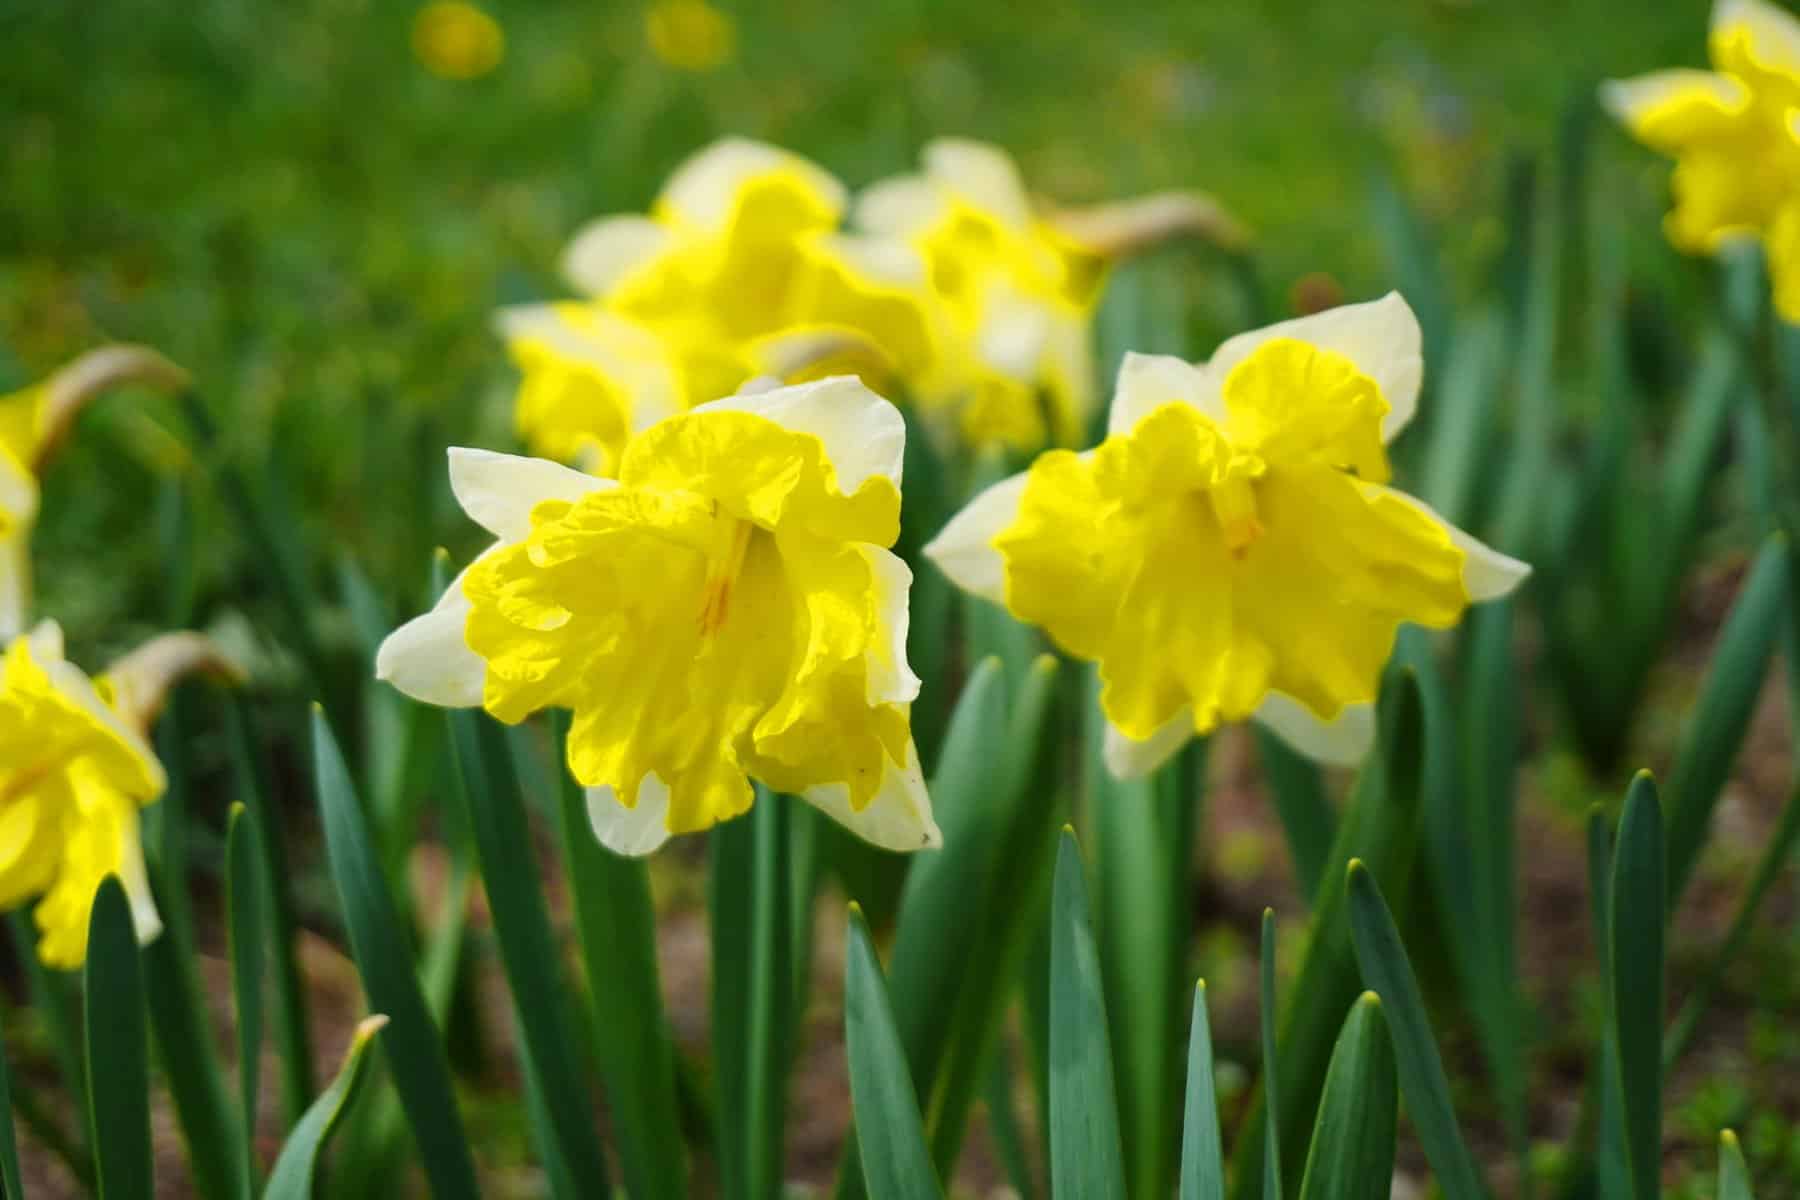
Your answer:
926;294;1529;775
1604;0;1800;319
506;138;934;470
377;376;939;855
856;139;1106;450
646;0;737;73
412;1;505;81
0;623;164;968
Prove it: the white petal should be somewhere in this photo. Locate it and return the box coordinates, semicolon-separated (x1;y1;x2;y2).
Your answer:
1103;708;1194;780
0;531;29;642
1359;483;1532;602
805;231;928;289
976;286;1053;381
922;470;1030;608
853;175;946;237
447;446;613;543
375;561;487;709
1599;70;1746;127
559;216;673;298
860;546;920;706
1253;694;1375;767
1714;0;1800;73
587;774;674;857
114;809;164;948
659;137;845;231
697;375;905;494
1204;292;1424;443
24;617;63;662
1109;351;1218;436
495;304;683;431
923;138;1032;229
803;738;940;852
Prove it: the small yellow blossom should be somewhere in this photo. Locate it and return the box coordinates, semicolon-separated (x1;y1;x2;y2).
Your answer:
507;138;933;470
377;376;939;855
1604;0;1800;319
0;623;164;968
646;0;737;73
926;294;1529;775
412;1;505;81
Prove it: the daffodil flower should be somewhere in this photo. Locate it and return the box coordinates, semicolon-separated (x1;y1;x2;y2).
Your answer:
510;139;933;469
377;376;939;855
1604;0;1800;319
925;293;1529;775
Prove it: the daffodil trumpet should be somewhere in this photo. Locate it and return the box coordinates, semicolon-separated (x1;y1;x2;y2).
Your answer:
0;622;238;967
377;375;939;856
926;292;1529;777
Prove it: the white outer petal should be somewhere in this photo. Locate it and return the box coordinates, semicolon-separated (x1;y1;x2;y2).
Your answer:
923;138;1032;229
803;738;940;852
1359;483;1532;602
1714;0;1800;73
1253;694;1376;768
807;231;928;288
698;375;905;493
559;215;674;298
115;808;164;947
494;304;683;432
447;446;614;543
1599;70;1747;126
24;617;63;662
1103;708;1194;780
976;285;1053;381
1108;351;1219;436
659;137;846;230
922;470;1030;608
853;174;946;237
1204;292;1424;443
587;774;674;857
0;530;29;642
374;559;489;708
860;546;920;705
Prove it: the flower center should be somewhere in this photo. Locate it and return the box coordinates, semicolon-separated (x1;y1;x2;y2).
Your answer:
1207;475;1265;556
697;518;755;636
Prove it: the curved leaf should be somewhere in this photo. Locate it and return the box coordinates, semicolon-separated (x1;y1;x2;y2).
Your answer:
1611;774;1665;1200
1297;993;1397;1200
845;906;945;1200
1049;831;1127;1200
263;1016;390;1200
85;876;150;1200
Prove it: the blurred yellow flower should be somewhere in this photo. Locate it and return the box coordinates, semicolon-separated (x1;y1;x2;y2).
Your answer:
646;0;737;73
0;623;164;969
377;377;939;855
412;1;505;81
1604;0;1800;319
926;294;1529;775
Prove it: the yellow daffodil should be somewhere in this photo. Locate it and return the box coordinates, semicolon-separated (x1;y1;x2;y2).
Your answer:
925;294;1529;774
377;376;939;855
1604;0;1800;319
0;347;188;639
0;623;164;968
412;1;505;81
504;138;933;470
646;0;737;73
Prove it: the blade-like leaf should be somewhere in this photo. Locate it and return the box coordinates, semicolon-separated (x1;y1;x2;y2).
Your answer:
225;804;266;1200
1297;993;1398;1200
263;1016;390;1200
712;810;756;1200
1611;774;1665;1200
1260;911;1282;1200
1049;831;1127;1200
85;877;151;1200
1179;982;1225;1200
845;906;946;1200
311;707;480;1200
1345;860;1484;1200
746;792;794;1200
1717;1130;1756;1200
0;1001;21;1200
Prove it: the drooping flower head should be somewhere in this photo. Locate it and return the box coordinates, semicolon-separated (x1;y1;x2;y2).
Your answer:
1604;0;1800;319
926;294;1529;776
505;139;933;471
378;376;939;855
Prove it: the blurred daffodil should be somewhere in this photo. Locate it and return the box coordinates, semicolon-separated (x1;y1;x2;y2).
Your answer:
377;376;939;855
1604;0;1800;319
506;138;932;470
646;0;737;73
0;623;236;967
926;294;1528;774
0;347;188;639
413;1;505;81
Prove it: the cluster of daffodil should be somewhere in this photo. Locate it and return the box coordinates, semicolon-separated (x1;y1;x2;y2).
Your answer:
0;348;237;967
497;136;1247;471
1605;0;1800;320
383;254;1528;853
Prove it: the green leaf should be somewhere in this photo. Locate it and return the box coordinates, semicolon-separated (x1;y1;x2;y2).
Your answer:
311;707;481;1200
85;877;151;1200
1260;911;1282;1200
445;710;611;1195
1610;774;1665;1200
550;710;687;1200
263;1015;389;1200
711;810;756;1200
1717;1130;1756;1200
845;906;946;1200
746;793;795;1200
1048;830;1127;1200
1297;993;1398;1200
1345;861;1484;1200
0;1002;21;1200
225;804;266;1200
1178;982;1225;1200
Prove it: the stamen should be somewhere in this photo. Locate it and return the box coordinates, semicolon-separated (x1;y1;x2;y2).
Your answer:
1208;476;1265;557
698;519;754;635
